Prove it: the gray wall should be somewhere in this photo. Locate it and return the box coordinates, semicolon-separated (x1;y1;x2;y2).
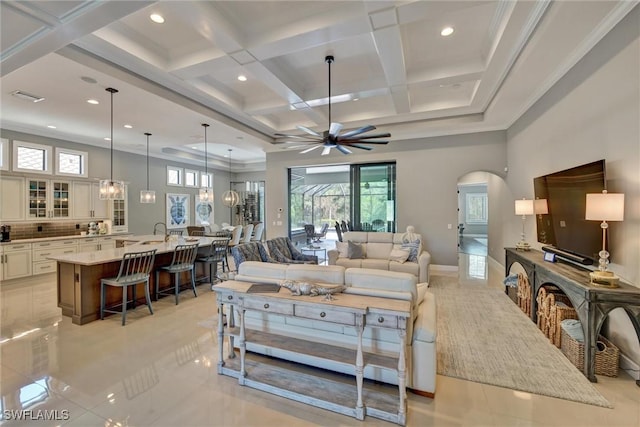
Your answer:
505;6;640;364
0;129;234;234
265;131;508;266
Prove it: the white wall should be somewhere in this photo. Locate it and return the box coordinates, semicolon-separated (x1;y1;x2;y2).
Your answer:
265;131;507;266
506;6;640;363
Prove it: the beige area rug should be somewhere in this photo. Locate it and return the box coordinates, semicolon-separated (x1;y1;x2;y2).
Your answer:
429;275;612;408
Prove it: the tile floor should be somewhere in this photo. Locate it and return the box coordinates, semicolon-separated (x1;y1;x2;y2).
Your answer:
0;254;638;426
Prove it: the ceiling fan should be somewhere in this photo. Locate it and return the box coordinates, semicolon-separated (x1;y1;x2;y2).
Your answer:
275;55;391;155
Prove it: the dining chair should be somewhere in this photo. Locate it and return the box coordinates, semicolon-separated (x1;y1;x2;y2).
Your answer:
228;225;243;252
195;238;230;285
242;223;254;244
251;222;264;242
155;243;199;305
100;249;157;325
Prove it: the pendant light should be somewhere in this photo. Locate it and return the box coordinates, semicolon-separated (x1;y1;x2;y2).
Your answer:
140;132;156;203
99;87;125;200
222;149;239;207
199;123;214;203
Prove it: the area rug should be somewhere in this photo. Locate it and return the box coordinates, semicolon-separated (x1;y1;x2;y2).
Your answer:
429;275;611;408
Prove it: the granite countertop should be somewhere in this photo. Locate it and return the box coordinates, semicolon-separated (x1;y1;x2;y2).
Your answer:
46;235;215;266
0;232;132;245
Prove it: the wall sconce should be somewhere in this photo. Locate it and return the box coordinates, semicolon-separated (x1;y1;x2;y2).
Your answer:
99;87;125;200
515;198;534;251
585;190;624;287
140;132;156;203
199;123;214;203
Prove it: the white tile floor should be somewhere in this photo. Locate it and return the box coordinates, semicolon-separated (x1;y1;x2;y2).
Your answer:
1;254;638;426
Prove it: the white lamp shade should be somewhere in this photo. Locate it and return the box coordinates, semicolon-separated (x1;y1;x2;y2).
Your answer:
140;190;156;203
515;199;534;216
585;192;624;221
222;190;240;207
199;188;214;203
534;199;548;215
99;179;125;200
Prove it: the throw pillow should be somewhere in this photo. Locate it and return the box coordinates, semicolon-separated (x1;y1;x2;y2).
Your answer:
401;241;420;262
389;248;410;264
335;242;349;258
348;241;365;259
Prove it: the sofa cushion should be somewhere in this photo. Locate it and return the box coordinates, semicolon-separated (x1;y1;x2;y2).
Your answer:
336;258;363;269
345;268;417;303
389;260;419;276
348;241;365;259
236;261;287;283
361;259;390;270
413;291;436;343
417;282;429;305
367;242;393;259
389;248;410;263
285;264;345;285
344;231;368;243
367;232;394;243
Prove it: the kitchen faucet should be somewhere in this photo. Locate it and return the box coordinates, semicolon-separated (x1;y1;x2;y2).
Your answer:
153;222;167;236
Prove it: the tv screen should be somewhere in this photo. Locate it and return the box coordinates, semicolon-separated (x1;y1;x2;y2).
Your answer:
533;160;606;262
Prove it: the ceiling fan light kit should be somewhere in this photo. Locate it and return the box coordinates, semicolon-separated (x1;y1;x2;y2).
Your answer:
275;55;390;155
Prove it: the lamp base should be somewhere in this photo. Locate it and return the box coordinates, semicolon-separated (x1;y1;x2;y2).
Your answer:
515;241;531;251
589;270;620;288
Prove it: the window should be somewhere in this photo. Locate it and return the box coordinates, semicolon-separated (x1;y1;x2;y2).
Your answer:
0;138;7;171
185;169;199;187
13;140;52;174
56;148;88;177
466;193;488;224
201;172;213;188
167;166;183;186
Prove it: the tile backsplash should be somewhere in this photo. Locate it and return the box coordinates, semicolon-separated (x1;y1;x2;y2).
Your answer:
2;222;91;240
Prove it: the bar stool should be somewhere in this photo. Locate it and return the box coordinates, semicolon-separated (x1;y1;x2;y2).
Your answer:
195;238;230;285
155;243;199;305
100;249;157;325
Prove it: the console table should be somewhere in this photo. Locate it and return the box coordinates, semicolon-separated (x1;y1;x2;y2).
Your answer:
214;280;411;425
505;248;640;385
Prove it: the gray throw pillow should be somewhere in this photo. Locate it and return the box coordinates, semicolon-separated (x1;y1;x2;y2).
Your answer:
348;241;364;259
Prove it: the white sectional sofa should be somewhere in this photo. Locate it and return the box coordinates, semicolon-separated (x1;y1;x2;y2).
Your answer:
231;261;437;396
327;231;431;283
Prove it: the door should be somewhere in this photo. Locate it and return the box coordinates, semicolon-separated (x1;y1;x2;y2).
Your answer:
351;163;396;232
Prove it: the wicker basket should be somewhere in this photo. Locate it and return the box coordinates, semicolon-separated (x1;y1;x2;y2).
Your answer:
536;286;577;347
560;328;619;377
516;273;531;317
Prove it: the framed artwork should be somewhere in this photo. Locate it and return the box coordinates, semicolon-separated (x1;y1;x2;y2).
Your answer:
166;193;190;228
195;199;214;226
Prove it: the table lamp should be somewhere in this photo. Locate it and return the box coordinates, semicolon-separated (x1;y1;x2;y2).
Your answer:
585;190;624;287
515;198;534;251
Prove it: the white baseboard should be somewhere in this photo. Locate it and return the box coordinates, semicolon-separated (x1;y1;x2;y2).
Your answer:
430;264;458;273
619;352;640;380
488;256;503;273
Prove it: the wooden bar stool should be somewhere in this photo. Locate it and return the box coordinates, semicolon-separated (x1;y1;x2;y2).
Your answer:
100;249;157;325
155;243;199;305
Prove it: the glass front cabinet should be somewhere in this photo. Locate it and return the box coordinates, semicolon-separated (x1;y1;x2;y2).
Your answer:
110;186;128;233
27;179;71;219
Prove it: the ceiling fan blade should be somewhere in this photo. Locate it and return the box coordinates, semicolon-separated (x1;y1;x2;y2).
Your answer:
321;146;332;156
336;145;352;155
340;132;391;141
296;125;322;137
345;140;389;144
329;122;343;137
275;133;323;141
346;144;373;151
285;144;318;149
340;125;376;138
300;145;322;154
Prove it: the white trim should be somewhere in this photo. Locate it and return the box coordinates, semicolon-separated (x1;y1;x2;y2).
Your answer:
12;140;52;175
184;169;199;187
430;264;459;273
0;138;8;171
166;165;183;186
201;172;213;188
55;147;88;177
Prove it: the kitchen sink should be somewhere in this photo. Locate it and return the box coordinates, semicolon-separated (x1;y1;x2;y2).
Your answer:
139;240;163;245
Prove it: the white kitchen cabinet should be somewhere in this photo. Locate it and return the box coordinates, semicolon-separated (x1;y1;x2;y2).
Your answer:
77;236;117;252
32;239;77;275
110;186;128;233
26;179;72;219
0;175;26;221
72;181;109;220
2;242;32;280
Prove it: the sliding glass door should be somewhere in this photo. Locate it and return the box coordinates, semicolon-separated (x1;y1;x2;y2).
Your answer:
352;163;396;232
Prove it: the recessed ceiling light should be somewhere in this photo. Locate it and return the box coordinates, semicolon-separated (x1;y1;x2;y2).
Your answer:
441;27;454;36
87;99;99;105
237;75;247;82
150;14;165;24
81;76;97;84
104;137;111;141
192;146;198;150
124;124;133;129
47;125;57;129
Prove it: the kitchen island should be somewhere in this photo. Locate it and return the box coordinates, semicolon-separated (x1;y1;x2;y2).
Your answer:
48;235;220;325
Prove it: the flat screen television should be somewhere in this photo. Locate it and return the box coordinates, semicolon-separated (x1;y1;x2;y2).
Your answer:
533;160;606;264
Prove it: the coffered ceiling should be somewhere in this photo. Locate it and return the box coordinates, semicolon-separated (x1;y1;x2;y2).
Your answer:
0;1;636;171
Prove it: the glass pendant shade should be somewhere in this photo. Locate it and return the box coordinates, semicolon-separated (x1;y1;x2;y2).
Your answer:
99;180;125;200
140;132;156;203
222;189;240;207
199;123;214;202
140;190;156;203
100;87;125;200
199;188;214;203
